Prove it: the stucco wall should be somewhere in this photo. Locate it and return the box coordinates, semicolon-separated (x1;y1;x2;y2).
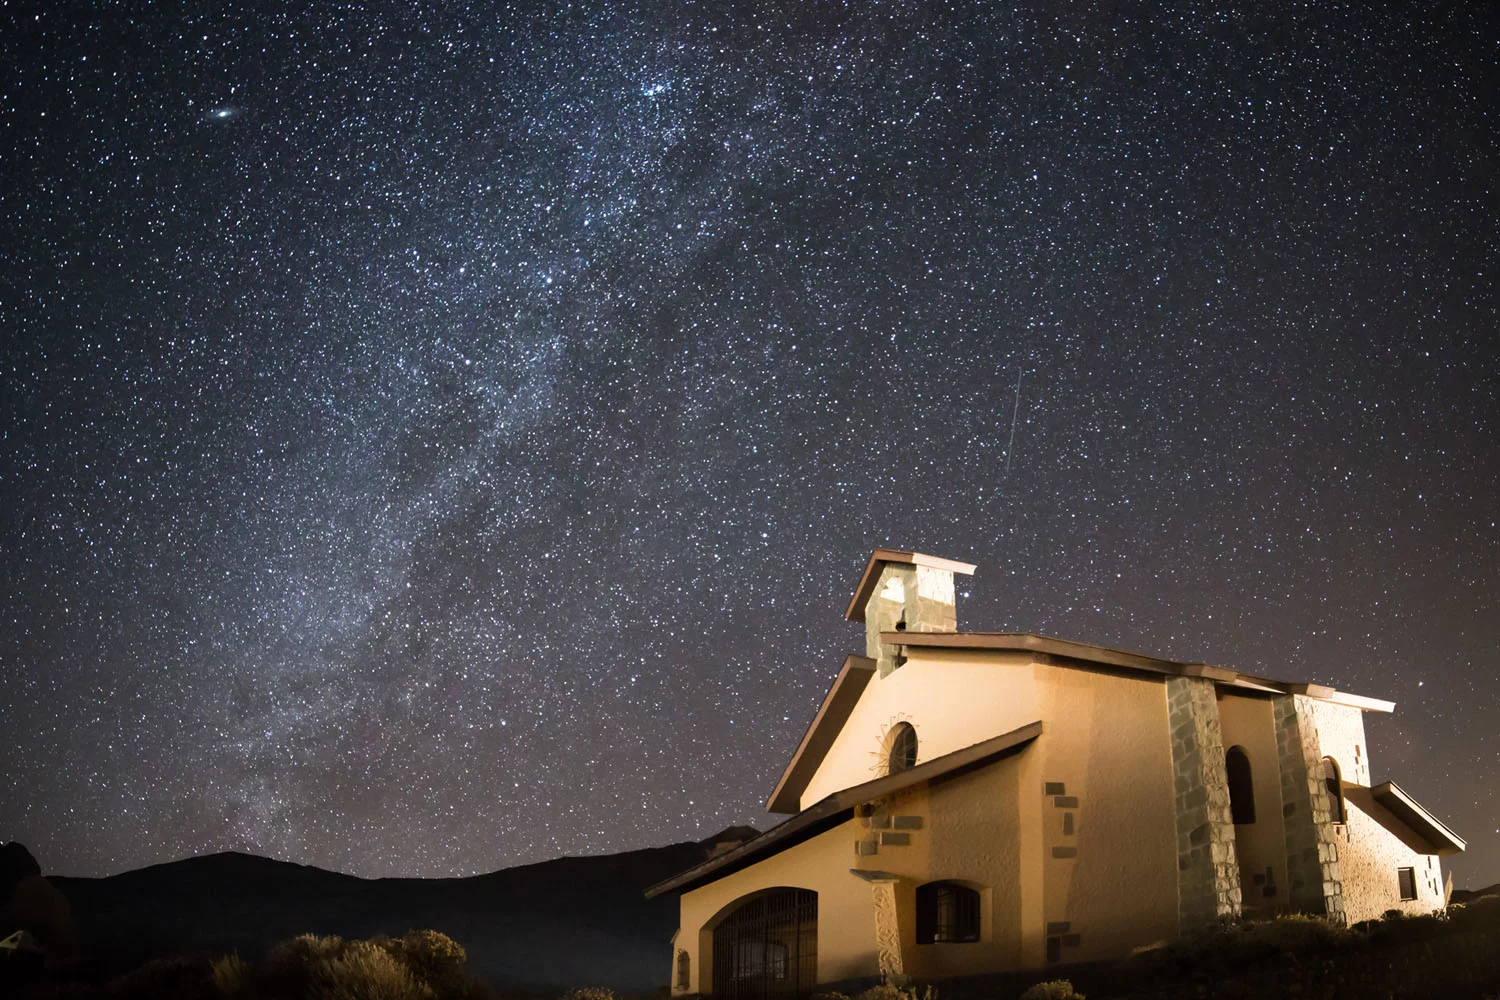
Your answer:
871;752;1026;979
798;649;1040;809
791;654;1182;970
1216;692;1289;913
675;819;881;993
675;751;1030;992
1032;661;1181;963
678;645;1446;992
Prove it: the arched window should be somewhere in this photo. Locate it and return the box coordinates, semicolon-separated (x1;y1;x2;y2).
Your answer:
1225;746;1256;824
1323;757;1346;824
710;888;817;998
675;950;690;990
886;722;918;775
915;881;981;944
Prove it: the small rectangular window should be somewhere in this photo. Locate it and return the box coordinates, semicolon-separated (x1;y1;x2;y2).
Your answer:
916;881;981;943
1398;867;1418;901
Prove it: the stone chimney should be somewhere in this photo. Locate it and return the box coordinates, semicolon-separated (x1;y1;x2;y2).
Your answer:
845;550;976;677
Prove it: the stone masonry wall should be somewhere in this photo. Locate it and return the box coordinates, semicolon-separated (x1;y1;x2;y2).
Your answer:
863;563;957;677
1166;676;1241;929
870;880;904;979
865;565;916;677
1273;693;1346;923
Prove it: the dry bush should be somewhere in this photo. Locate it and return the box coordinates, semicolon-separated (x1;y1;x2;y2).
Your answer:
1018;981;1085;1000
311;939;435;1000
211;953;250;996
378;930;468;989
853;982;937;1000
1233;912;1355;956
1354;907;1450;947
1128;912;1357;980
558;989;616;1000
267;933;349;971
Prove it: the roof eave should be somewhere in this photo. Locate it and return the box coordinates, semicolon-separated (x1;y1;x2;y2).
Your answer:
1372;780;1466;855
647;720;1043;898
881;632;1396;712
765;655;876;814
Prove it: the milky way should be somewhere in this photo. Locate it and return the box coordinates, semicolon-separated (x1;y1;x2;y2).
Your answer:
2;3;1495;882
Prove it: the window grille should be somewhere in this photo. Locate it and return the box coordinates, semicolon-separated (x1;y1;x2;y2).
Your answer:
711;888;817;999
915;881;981;944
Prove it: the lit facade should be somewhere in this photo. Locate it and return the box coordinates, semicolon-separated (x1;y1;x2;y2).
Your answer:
648;550;1465;995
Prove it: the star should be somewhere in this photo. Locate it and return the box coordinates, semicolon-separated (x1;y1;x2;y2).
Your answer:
0;1;1492;888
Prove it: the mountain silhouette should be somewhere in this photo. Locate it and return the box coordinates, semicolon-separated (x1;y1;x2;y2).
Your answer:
49;833;751;990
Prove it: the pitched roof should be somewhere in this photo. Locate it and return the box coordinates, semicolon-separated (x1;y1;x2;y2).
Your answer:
765;655;875;814
1371;781;1467;856
646;720;1043;898
883;631;1396;713
845;549;976;622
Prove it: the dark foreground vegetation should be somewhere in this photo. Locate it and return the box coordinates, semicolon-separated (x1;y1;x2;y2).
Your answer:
10;898;1500;1000
47;844;709;990
10;929;496;1000
934;897;1500;1000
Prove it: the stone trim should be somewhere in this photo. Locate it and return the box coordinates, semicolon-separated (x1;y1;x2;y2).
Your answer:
863;564;958;676
871;880;904;978
1273;694;1346;923
1167;676;1242;928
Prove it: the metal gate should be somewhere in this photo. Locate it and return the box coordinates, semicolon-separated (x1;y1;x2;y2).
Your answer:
711;888;817;1000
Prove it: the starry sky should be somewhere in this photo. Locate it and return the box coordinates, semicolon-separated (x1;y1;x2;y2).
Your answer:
2;3;1496;885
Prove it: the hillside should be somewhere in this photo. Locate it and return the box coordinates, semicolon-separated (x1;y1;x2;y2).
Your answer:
49;834;744;991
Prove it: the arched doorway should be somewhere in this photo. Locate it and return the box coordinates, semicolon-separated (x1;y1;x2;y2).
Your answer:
710;887;817;999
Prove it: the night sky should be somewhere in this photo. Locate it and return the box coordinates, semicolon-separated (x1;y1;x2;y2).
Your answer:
2;3;1496;886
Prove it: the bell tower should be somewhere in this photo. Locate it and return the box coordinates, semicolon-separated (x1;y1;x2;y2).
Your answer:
845;549;977;677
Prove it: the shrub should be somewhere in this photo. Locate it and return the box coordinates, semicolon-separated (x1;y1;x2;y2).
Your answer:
260;933;440;1000
1130;912;1357;979
211;952;250;996
1234;912;1354;956
559;989;617;1000
312;939;435;1000
268;933;349;971
853;982;937;1000
1361;909;1450;947
1019;981;1085;1000
379;930;468;988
